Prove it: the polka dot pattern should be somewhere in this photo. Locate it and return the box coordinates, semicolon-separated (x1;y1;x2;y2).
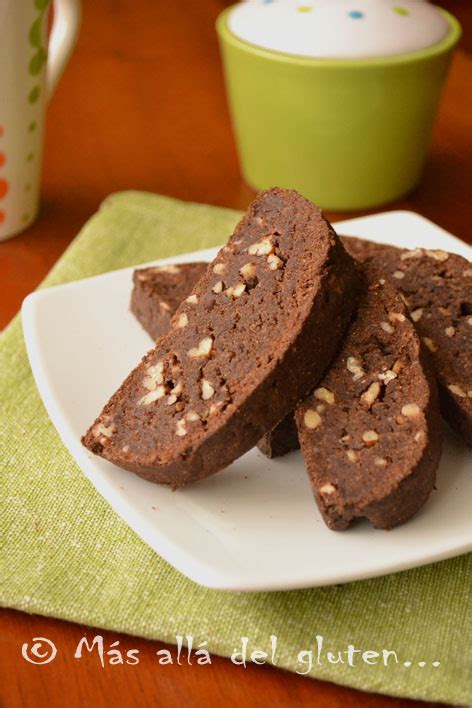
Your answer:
230;0;450;59
348;10;364;20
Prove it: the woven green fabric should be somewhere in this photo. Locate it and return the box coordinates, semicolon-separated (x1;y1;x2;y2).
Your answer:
1;191;471;704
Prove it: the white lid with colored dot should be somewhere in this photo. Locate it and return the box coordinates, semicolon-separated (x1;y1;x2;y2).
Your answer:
228;0;450;59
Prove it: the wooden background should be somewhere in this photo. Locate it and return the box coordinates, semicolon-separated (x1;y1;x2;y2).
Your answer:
1;1;471;705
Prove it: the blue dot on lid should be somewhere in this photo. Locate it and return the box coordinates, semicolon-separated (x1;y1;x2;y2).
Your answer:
263;0;275;4
348;10;364;19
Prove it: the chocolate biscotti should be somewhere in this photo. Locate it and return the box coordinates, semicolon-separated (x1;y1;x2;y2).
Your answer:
296;266;442;530
131;262;207;340
343;237;472;447
82;188;360;487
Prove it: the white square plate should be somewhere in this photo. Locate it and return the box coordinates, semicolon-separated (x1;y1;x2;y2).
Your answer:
22;211;472;591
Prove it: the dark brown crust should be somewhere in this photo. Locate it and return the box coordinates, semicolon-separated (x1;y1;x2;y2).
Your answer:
256;413;299;458
343;237;472;447
295;266;442;530
82;189;360;487
130;263;207;340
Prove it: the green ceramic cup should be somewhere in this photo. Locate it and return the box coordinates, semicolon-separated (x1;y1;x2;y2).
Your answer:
216;7;461;211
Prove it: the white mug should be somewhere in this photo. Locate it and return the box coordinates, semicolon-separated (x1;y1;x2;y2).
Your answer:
0;0;81;241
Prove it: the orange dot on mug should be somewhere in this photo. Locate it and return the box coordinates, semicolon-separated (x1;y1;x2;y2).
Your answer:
0;178;9;198
0;152;6;167
0;210;5;224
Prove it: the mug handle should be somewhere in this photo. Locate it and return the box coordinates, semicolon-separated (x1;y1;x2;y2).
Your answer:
47;0;81;100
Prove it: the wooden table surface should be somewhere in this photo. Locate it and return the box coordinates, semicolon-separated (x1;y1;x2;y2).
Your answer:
1;1;471;706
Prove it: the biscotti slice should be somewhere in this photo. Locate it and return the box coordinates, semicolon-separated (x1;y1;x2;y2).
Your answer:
131;262;207;340
296;266;442;530
82;188;360;487
343;237;472;447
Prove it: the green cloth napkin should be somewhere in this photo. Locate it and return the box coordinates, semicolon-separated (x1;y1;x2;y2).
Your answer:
1;191;471;705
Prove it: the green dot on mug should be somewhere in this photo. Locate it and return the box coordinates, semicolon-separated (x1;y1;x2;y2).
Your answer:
29;17;43;48
35;0;50;9
22;213;32;223
297;5;312;12
28;121;38;133
29;48;47;76
25;183;32;192
26;153;34;163
393;6;409;16
28;86;41;104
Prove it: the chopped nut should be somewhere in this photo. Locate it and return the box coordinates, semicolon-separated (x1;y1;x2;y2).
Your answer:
401;403;421;418
423;337;437;352
208;401;223;416
392;359;404;374
213;263;226;275
468;317;472;327
401;248;422;260
159;301;170;313
240;262;256;278
361;381;381;408
212;281;224;294
445;326;455;337
122;445;130;453
139;386;166;405
175;419;187;437
142;361;164;390
346;356;365;381
248;238;274;256
92;421;115;439
316;404;325;413
267;254;283;270
201;378;215;400
226;282;246;299
399;293;409;307
392;270;405;279
375;457;387;467
468;391;472;398
166;381;182;406
187;336;214;359
425;249;449;261
389;311;405;322
314;387;335;405
175;313;189;328
304;409;321;429
341;434;351;443
378;370;397;384
362;430;379;446
186;294;198;304
381;322;394;334
448;384;466;398
346;450;358;463
379;278;386;285
463;268;472;277
320;483;336;495
415;431;425;443
410;308;423;322
186;410;201;422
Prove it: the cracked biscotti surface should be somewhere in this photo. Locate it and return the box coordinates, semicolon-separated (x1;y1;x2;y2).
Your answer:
82;188;360;487
343;237;472;447
131;262;207;340
296;266;442;530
